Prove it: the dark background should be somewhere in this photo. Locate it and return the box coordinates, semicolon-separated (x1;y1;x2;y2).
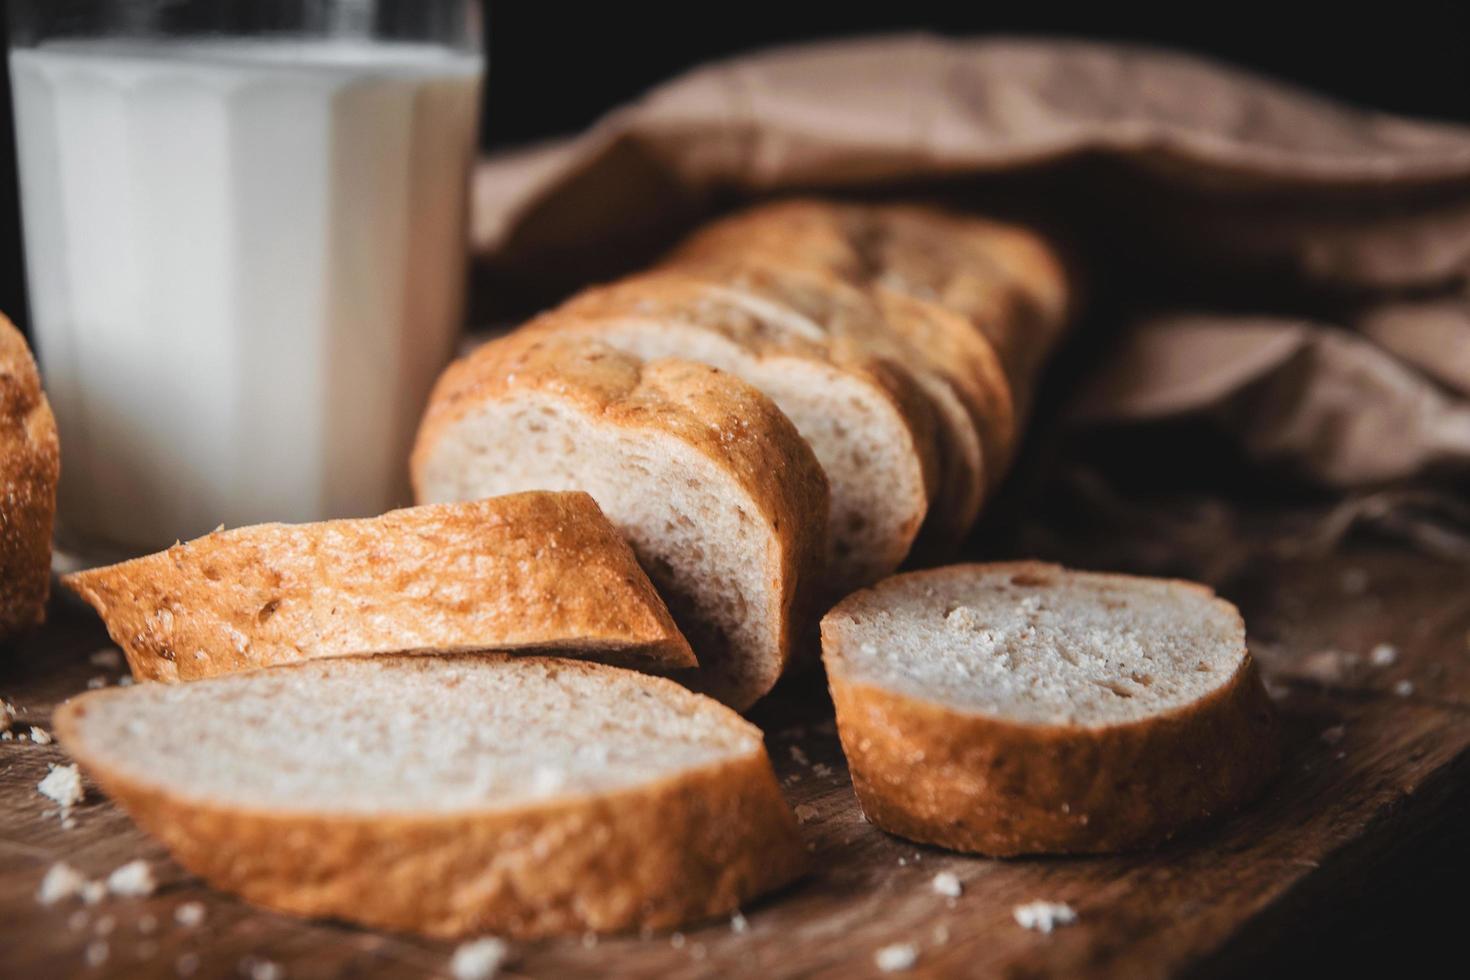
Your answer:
2;3;1470;332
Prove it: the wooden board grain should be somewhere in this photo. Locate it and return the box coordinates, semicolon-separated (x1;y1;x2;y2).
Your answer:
2;533;1467;979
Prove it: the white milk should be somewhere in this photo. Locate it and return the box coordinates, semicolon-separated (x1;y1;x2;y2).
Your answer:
9;38;483;556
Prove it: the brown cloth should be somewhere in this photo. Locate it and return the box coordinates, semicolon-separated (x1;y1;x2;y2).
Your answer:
470;35;1470;488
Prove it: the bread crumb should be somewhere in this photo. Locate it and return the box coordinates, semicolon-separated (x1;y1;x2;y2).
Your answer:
793;803;819;824
1013;900;1077;933
242;958;284;980
174;902;206;928
94;914;116;936
107;860;156;897
85;940;109;967
789;745;809;766
450;938;509;980
1370;644;1398;667
812;763;834;778
1394;679;1415;697
932;923;950;944
931;872;962;898
38;762;84;808
86;676;108;690
37;862;88;904
89;649;123;669
670;932;686;949
731;911;749;934
82;881;106;905
1;731;11;740
1300;649;1361;685
874;943;918;972
118;676;134;687
29;726;52;745
1320;725;1347;746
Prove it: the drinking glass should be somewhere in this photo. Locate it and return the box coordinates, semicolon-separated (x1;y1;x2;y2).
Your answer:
7;0;485;565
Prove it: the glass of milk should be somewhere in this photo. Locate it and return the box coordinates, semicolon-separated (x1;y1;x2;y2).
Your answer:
6;1;484;564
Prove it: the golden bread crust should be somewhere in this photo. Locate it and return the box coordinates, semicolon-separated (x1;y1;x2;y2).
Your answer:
65;491;694;680
0;314;58;641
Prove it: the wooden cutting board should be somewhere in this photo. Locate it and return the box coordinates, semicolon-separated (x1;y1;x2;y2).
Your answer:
2;525;1467;979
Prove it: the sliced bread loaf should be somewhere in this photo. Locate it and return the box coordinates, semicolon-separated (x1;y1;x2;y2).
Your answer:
821;562;1280;855
63;491;693;681
529;267;942;595
0;314;59;641
412;335;828;710
53;654;806;938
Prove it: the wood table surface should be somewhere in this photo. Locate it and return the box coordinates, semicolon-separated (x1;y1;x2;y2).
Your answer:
2;508;1467;979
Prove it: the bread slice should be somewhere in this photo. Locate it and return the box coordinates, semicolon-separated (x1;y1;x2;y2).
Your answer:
0;314;59;641
53;654;807;938
63;491;694;681
530;267;942;595
821;562;1280;855
412;335;828;710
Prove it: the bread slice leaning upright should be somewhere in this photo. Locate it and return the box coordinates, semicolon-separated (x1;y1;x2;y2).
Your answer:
0;313;59;642
822;562;1280;855
54;654;807;938
64;491;694;681
413;335;829;711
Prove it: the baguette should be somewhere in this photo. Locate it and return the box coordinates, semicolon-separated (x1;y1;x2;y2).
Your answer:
822;562;1280;855
54;654;806;938
64;491;694;680
413;335;828;710
0;314;59;641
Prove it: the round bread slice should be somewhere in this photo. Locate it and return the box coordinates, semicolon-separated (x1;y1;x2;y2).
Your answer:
53;654;807;938
532;268;942;596
62;491;694;681
412;335;828;710
822;562;1280;855
1;314;59;641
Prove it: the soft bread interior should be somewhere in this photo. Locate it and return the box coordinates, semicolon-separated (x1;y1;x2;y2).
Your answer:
58;655;759;813
416;390;780;707
828;565;1247;726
